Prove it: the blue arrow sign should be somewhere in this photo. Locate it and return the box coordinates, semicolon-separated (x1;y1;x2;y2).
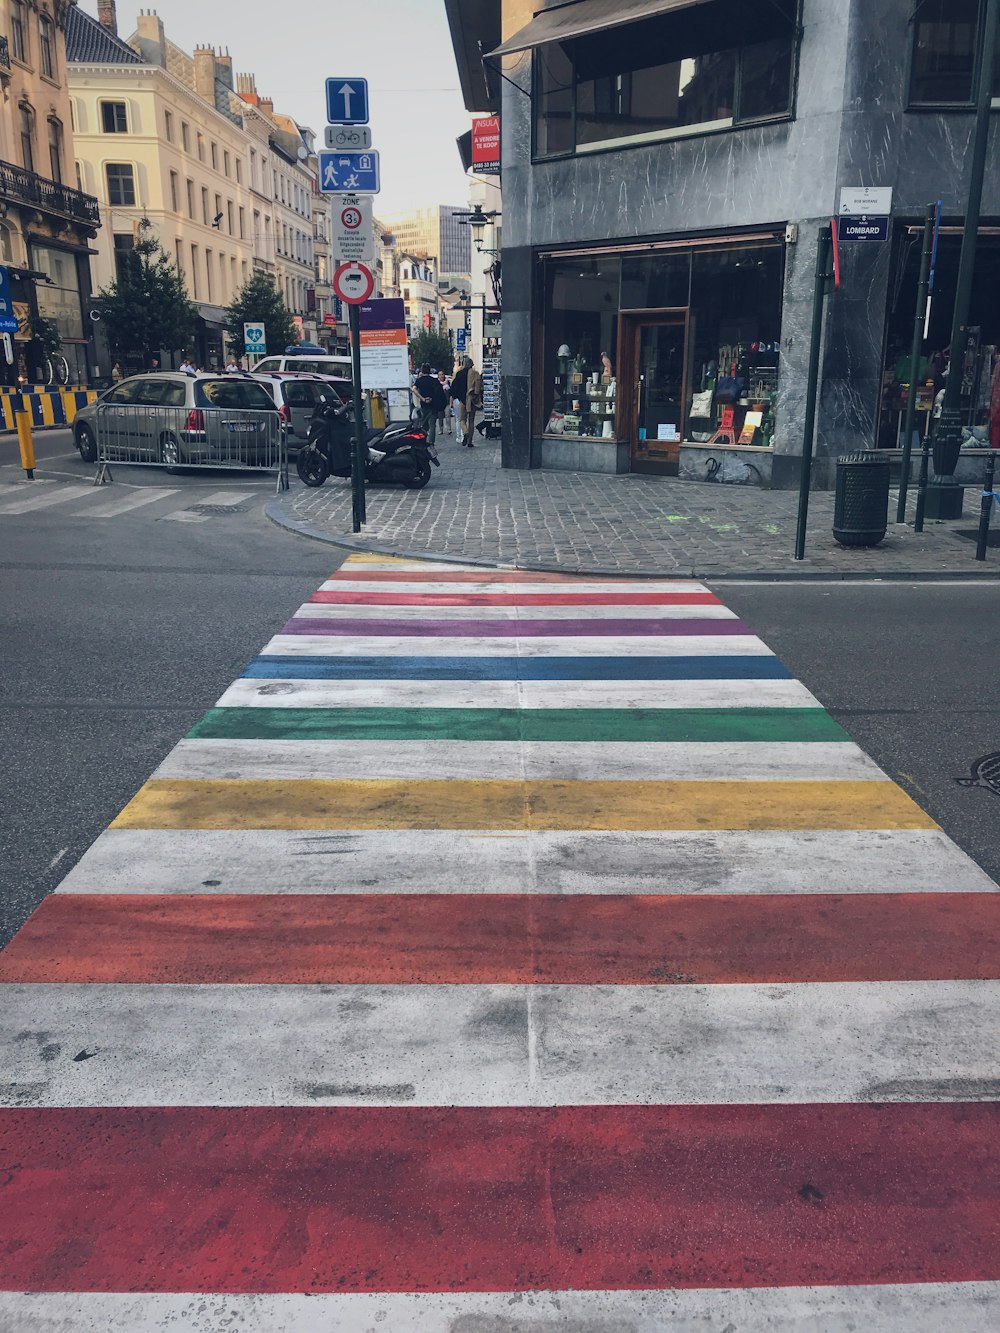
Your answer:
318;150;380;195
325;77;369;126
0;266;19;334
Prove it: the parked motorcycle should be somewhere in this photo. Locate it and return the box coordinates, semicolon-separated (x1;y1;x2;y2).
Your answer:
296;400;439;490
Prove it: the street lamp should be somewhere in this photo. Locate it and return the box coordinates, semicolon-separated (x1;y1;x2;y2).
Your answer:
457;204;501;256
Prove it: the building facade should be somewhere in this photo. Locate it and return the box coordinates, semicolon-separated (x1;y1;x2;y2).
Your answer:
380;204;472;288
0;0;100;386
449;0;1000;488
397;251;441;339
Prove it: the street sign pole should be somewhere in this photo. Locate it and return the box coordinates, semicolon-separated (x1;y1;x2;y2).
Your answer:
794;223;835;561
348;301;367;532
897;203;937;523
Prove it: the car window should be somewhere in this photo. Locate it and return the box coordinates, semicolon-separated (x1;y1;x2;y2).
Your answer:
196;379;276;410
135;379;168;405
255;358;280;373
161;382;187;407
106;381;142;404
285;381;324;407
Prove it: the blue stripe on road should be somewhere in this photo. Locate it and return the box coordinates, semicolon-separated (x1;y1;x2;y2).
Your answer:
243;656;794;681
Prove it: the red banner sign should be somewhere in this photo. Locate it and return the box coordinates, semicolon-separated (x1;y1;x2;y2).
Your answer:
472;116;500;174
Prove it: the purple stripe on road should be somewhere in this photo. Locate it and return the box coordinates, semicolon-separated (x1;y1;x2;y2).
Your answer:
280;617;754;637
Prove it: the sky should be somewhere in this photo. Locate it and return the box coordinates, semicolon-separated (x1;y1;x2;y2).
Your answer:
79;0;474;215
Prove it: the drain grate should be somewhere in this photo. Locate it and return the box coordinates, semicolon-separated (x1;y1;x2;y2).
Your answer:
952;527;1000;548
187;504;250;515
956;752;1000;796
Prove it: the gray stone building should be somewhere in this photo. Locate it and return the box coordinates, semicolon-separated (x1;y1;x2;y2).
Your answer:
447;0;1000;487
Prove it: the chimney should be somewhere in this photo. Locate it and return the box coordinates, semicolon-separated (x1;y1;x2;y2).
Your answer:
133;10;166;67
193;46;216;104
98;0;118;34
215;49;234;91
260;97;274;118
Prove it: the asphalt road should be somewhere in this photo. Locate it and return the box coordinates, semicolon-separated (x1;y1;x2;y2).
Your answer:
3;431;999;946
0;429;340;946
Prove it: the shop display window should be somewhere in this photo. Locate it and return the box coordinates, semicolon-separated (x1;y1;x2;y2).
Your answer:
540;242;784;448
533;0;797;159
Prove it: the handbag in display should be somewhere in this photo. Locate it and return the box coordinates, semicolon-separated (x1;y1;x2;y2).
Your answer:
715;376;744;403
690;390;714;419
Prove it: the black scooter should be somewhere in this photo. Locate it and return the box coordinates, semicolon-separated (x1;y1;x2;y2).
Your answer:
296;400;439;490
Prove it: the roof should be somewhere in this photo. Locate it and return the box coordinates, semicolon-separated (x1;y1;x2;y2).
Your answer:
65;7;143;64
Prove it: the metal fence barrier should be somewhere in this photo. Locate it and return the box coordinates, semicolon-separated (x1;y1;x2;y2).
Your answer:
95;403;288;491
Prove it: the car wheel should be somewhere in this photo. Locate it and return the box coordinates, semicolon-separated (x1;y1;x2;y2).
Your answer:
296;447;330;488
76;423;97;463
159;434;184;471
404;460;432;490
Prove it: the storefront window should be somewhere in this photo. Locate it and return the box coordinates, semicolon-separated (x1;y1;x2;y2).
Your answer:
540;241;784;449
30;244;84;342
534;1;797;158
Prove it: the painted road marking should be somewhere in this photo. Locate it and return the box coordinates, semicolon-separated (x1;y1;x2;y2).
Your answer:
0;483;97;514
154;738;886;783
259;635;775;657
6;892;1000;984
2;981;997;1105
56;827;998;896
81;488;182;518
280;616;755;637
297;599;741;620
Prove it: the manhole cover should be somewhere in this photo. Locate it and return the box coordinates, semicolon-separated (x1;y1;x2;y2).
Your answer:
952;527;1000;548
956;752;1000;796
188;504;250;515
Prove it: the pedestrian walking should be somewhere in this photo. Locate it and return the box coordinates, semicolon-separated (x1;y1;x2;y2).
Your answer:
110;362;123;383
436;369;452;435
450;359;468;444
412;363;443;445
179;355;196;377
460;356;483;447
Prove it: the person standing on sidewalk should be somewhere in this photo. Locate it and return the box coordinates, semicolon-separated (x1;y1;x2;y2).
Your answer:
450;360;468;444
436;369;452;435
412;363;442;445
462;357;483;448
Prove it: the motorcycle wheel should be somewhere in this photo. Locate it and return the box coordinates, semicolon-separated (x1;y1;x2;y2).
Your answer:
297;447;330;488
404;460;432;489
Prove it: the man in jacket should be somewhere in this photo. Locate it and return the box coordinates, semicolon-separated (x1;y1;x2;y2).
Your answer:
453;356;482;447
412;363;442;444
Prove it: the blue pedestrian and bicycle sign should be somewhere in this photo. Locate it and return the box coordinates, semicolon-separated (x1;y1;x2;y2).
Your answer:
325;78;369;126
0;266;19;334
319;151;380;195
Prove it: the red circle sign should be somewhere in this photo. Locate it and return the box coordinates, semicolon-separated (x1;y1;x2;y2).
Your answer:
332;261;375;305
341;206;363;230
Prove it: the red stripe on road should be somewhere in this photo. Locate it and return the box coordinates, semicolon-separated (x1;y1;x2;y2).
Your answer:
2;1103;999;1292
4;893;1000;984
309;591;722;606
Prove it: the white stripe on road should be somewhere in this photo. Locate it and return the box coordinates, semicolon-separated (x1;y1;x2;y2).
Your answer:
4;980;997;1107
2;1283;996;1332
216;678;819;711
81;488;181;518
56;827;997;896
318;579;713;595
295;601;741;621
0;484;97;515
260;634;774;658
155;739;887;784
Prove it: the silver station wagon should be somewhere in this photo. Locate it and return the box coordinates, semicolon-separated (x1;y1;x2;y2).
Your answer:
73;373;281;469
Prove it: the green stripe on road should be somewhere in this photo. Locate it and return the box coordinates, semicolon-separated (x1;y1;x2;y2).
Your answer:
190;707;848;744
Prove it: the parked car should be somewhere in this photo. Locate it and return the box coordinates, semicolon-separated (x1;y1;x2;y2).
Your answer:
254;354;353;378
250;372;352;454
73;373;280;468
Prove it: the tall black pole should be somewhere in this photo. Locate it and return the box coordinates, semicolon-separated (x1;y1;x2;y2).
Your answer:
794;223;834;561
347;301;366;532
896;204;937;522
930;0;1000;488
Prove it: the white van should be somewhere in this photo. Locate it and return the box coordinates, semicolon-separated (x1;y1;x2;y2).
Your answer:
254;354;353;378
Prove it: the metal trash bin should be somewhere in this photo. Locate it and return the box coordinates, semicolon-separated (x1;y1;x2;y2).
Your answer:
833;451;891;548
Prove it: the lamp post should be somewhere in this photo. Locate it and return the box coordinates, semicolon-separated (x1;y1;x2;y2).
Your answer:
926;0;1000;519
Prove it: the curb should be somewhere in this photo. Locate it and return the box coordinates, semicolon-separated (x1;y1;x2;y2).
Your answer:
265;498;1000;583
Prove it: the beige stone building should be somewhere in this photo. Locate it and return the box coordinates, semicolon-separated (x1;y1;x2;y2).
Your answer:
0;0;100;384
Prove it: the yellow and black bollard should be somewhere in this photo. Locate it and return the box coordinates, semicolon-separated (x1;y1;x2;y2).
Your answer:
15;403;36;480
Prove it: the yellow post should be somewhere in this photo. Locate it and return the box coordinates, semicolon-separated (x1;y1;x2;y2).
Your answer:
370;392;386;429
16;406;35;479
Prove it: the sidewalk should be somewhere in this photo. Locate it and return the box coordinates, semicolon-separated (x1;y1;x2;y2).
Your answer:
268;439;1000;578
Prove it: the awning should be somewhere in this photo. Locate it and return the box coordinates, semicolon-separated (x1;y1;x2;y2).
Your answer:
490;0;708;57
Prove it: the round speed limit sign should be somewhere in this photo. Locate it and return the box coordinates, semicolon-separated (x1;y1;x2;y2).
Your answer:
341;206;363;230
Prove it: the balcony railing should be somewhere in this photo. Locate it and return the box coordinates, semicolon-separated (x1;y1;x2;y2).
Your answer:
0;159;100;227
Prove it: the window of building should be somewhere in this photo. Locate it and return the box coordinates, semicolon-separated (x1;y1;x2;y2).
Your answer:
227;200;234;234
238;206;246;239
169;170;180;212
19;103;35;173
403;287;411;300
181;121;190;152
241;260;248;284
215;193;222;226
205;249;213;301
190;244;200;298
11;1;27;63
106;162;136;206
533;0;797;159
211;142;218;171
224;150;231;177
164;109;174;141
101;100;128;134
0;225;12;263
31;244;85;341
38;13;54;78
175;238;184;273
201;186;209;225
230;255;237;292
47;117;62;183
908;0;1000;104
235;157;243;184
197;133;205;162
75;161;83;192
219;251;227;297
112;232;134;282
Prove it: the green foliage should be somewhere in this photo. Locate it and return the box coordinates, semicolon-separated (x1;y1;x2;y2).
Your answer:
32;316;62;359
408;330;455;373
223;271;297;357
96;218;197;362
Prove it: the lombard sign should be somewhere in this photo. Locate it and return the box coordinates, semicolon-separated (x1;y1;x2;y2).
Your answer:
0;267;19;334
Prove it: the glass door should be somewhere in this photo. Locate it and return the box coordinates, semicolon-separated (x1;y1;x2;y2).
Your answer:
630;317;688;475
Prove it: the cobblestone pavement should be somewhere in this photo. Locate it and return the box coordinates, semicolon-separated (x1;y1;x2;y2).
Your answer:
268;438;1000;578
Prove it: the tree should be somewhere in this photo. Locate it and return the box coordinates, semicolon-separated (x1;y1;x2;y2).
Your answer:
223;271;296;358
96;218;196;365
408;329;455;372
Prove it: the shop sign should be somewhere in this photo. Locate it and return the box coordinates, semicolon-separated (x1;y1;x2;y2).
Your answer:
358;297;408;389
839;186;892;216
0;267;19;334
323;312;337;328
472;115;501;174
839;214;891;243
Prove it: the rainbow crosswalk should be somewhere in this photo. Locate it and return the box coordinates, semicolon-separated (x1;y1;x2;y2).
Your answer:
2;554;999;1327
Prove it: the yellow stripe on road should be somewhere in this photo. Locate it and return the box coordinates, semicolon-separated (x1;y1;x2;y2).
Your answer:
111;778;938;832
